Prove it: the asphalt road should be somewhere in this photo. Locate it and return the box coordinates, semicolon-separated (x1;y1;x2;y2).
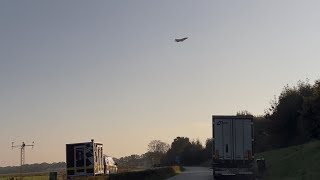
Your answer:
166;167;254;180
166;167;214;180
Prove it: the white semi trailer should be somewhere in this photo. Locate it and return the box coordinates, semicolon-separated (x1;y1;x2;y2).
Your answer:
212;115;254;178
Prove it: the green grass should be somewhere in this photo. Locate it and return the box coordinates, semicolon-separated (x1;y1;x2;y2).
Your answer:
0;176;49;180
0;166;183;180
0;172;65;180
256;140;320;180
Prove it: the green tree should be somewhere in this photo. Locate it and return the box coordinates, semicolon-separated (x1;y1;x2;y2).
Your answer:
299;80;320;141
265;80;314;147
237;110;253;116
204;138;213;159
147;140;169;166
148;140;170;153
181;139;205;165
162;137;191;165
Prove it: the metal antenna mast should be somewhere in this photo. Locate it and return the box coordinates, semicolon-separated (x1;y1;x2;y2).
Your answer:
12;141;35;177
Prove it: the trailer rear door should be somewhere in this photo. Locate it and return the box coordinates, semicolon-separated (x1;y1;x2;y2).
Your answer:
233;119;244;160
214;119;223;160
233;118;253;160
95;144;104;174
243;119;253;160
222;119;233;159
74;145;86;175
214;119;233;160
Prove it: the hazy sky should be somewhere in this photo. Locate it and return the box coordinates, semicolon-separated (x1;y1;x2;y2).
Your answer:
1;0;320;167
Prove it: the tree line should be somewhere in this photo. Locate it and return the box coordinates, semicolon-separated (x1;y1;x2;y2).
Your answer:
254;79;320;152
117;137;212;168
0;162;65;174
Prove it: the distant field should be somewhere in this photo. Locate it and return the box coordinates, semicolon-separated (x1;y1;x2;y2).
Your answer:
0;172;65;180
0;175;48;180
0;168;139;180
256;140;320;180
0;176;48;180
0;166;182;180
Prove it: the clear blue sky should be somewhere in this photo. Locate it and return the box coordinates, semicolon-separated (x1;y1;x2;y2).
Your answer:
1;0;320;166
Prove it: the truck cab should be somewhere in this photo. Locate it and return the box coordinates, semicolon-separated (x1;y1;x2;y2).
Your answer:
103;155;118;175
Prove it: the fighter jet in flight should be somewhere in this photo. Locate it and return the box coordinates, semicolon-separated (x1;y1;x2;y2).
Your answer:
175;37;188;42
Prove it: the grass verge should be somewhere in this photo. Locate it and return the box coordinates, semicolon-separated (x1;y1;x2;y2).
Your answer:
0;166;183;180
256;140;320;180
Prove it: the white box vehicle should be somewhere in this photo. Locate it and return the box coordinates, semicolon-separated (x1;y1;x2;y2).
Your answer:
103;155;118;175
212;115;254;178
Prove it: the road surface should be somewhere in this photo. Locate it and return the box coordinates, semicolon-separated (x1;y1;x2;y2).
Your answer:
166;167;254;180
166;167;214;180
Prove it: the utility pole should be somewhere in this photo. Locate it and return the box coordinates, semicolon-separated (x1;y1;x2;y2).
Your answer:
12;141;35;179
